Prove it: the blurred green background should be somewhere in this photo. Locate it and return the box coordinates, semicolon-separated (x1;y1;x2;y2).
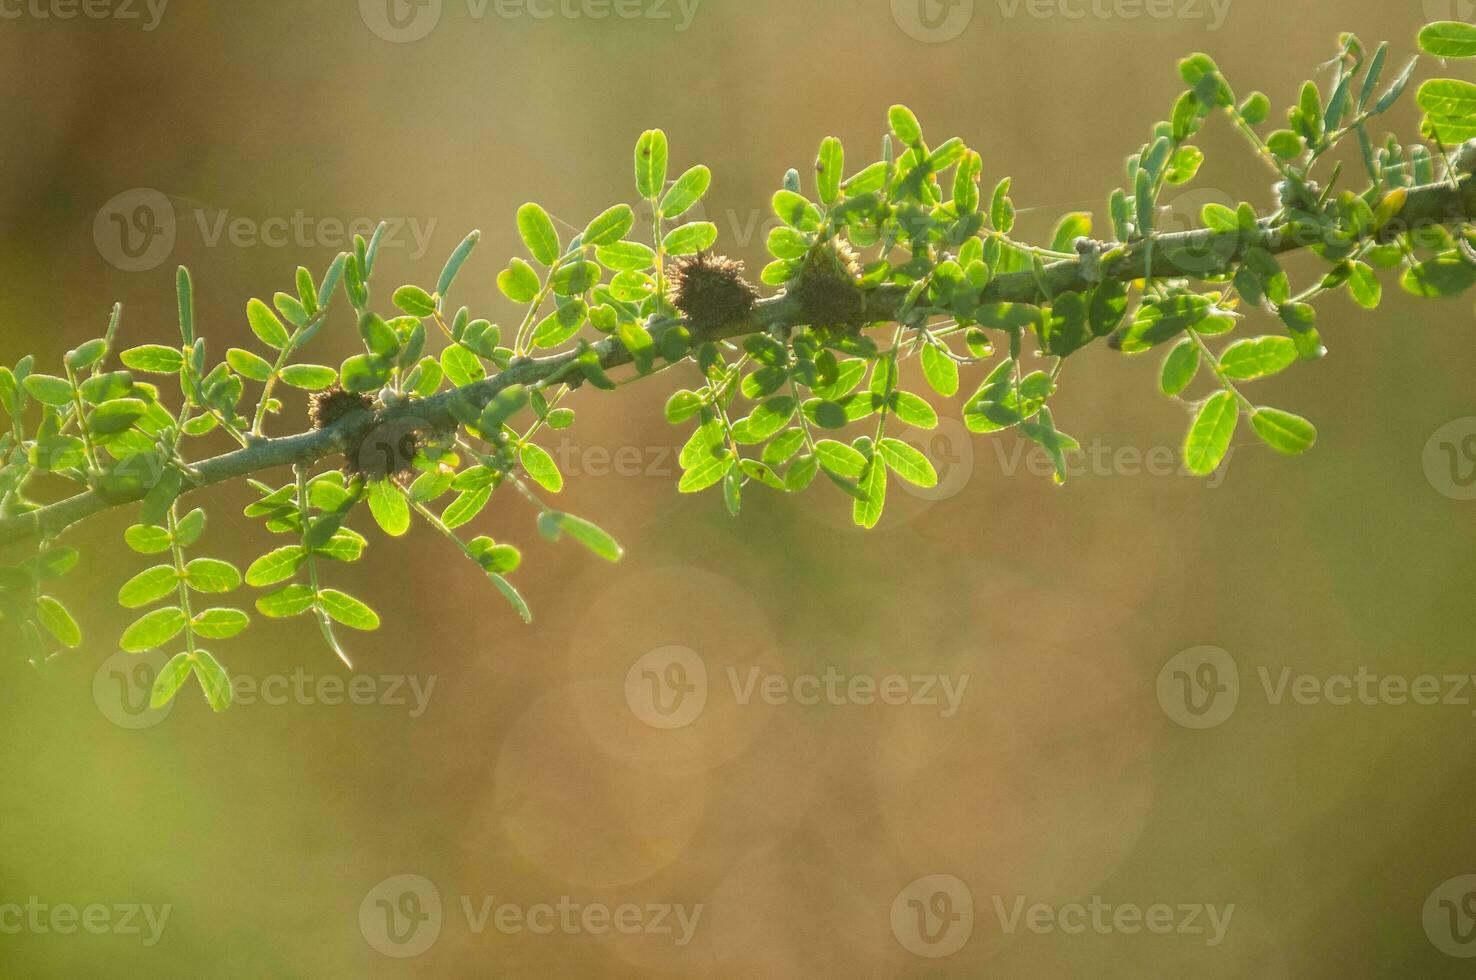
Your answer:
2;0;1475;976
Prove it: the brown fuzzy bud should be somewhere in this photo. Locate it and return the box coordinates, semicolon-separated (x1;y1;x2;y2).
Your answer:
669;253;760;331
789;240;865;329
308;386;374;430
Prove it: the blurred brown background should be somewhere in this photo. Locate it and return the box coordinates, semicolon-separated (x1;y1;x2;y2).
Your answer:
2;0;1475;976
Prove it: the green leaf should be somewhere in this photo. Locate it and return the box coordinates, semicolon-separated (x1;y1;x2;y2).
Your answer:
120;606;187;653
520;444;563;492
226;348;274;382
1184;391;1238;476
664;390;704;423
517;203;561;266
245;546;306;587
662;222;718;256
583;204;636;248
853;457;887;529
442;486;492;529
36;596;81;648
1267;129;1302;159
279;364;338;390
185;558;242;594
318;589;380;631
1420;22;1476;59
125;524;173;554
1418;78;1476;142
22;374;73;407
174;508;206;547
920;343;959;397
1160;339;1200;396
660;167;711;219
772;191;821;231
1250;407;1317;455
816;138;843;206
550;261;601;296
499;258;542;303
545;512;623;562
679;448;735;493
814;439;866;479
366;480;411;537
120;345;184;374
531;300;588;348
1401;253;1476;298
490;573;532;624
888;105;922;145
1118;295;1215;352
1345;262;1381;309
192;608;250;640
635;129;669;200
595;241;656;272
150;653;193;709
441;344;486;388
176;266;195;344
437;230;480;297
191;650;233;712
118;564;179;609
256;584;316;618
247;298;291;349
86;399;147;436
1218;336;1298;381
877;437;938;488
